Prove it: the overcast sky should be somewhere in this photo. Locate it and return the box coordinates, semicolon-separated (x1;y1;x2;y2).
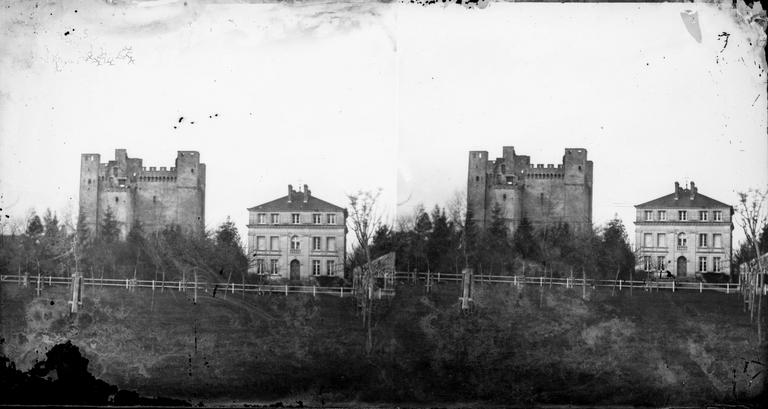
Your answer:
1;0;766;247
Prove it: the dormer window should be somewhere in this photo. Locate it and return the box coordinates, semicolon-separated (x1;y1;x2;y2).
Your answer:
644;211;652;221
292;214;300;224
313;214;322;224
257;213;266;224
678;210;687;221
658;210;666;221
699;211;708;221
714;211;722;221
327;214;336;224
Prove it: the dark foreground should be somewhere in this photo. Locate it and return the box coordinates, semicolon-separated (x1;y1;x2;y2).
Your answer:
1;280;766;406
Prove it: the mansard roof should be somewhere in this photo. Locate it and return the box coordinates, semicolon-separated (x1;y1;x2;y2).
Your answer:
636;189;732;209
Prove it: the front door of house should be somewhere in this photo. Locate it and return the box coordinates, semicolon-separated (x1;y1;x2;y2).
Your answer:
677;256;687;277
290;259;300;281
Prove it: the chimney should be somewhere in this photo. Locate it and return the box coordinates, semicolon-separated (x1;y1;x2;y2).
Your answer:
674;181;680;200
690;181;697;200
288;184;293;203
303;184;311;203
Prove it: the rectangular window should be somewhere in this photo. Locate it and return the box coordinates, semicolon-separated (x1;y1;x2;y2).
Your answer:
657;256;665;271
657;233;666;248
658;210;667;221
643;256;653;271
292;213;300;224
713;257;722;272
698;257;707;272
714;211;723;221
698;234;707;248
255;259;265;274
257;213;266;224
312;237;321;251
326;260;335;276
271;214;280;224
270;236;279;250
327;237;336;252
643;233;653;247
327;213;336;224
644;211;653;221
312;260;321;276
713;234;722;248
679;210;687;221
699;211;708;221
313;214;321;224
257;236;266;250
270;259;279;274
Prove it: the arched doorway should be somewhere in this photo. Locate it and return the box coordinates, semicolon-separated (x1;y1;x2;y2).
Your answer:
676;256;687;277
290;259;301;281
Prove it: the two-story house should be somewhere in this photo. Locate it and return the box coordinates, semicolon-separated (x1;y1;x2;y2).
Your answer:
246;184;347;280
634;182;733;277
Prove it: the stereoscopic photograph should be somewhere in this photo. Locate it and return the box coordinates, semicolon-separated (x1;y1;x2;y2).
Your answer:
1;0;766;407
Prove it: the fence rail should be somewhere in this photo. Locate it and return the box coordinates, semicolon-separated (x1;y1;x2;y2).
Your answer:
0;274;395;299
392;271;746;294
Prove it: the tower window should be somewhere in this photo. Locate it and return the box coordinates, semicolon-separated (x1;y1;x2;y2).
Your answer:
115;197;119;203
475;176;479;182
502;194;507;201
153;195;157;203
191;168;194;174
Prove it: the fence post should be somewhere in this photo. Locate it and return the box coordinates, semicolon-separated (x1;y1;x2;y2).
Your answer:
194;272;198;304
152;280;155;292
514;275;517;287
672;280;675;292
699;281;702;293
126;279;129;290
619;280;622;291
285;284;288;296
231;282;235;294
178;280;182;291
313;286;316;298
460;268;473;311
340;287;343;298
540;277;543;287
49;275;52;286
23;272;28;287
727;282;730;294
36;274;42;296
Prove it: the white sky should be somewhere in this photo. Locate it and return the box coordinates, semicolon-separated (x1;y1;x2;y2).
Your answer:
0;0;766;247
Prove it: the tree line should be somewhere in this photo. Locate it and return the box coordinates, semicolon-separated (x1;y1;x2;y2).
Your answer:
352;197;636;280
0;207;248;283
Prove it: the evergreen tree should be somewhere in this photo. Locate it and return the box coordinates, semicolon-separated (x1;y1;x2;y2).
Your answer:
512;217;538;261
100;207;120;244
427;206;452;272
484;203;513;274
413;205;432;271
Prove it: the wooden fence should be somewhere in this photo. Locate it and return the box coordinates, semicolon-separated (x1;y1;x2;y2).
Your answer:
393;271;745;294
0;273;396;302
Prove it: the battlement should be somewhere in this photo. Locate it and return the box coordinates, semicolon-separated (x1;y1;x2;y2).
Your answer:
467;145;593;233
78;149;206;240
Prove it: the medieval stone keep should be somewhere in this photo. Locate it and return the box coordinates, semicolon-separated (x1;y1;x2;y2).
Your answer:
79;149;206;239
467;146;593;234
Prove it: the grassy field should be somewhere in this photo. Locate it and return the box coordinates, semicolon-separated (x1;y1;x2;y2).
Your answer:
1;279;765;406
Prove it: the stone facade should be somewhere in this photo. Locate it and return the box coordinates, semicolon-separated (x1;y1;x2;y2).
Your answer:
246;185;347;280
79;149;206;240
467;146;593;234
634;182;733;277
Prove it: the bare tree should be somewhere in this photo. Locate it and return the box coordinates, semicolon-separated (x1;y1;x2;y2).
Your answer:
347;188;383;356
736;188;768;343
